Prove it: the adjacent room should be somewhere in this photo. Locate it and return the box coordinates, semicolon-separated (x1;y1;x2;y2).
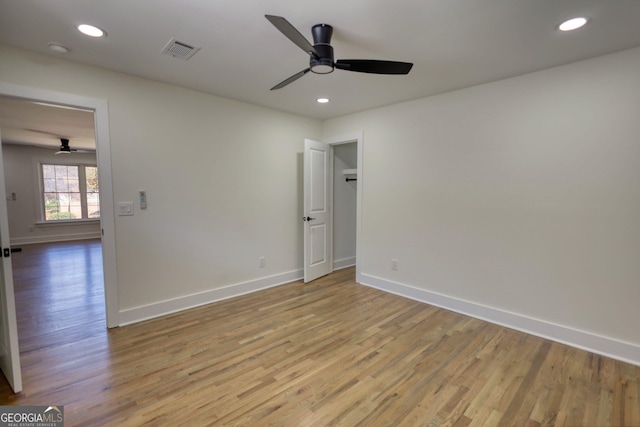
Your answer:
0;1;639;425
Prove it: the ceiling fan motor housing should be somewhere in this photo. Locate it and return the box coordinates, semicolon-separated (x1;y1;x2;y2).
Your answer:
310;24;334;74
60;138;71;152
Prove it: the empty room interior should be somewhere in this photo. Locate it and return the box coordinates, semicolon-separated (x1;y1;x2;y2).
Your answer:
0;1;639;425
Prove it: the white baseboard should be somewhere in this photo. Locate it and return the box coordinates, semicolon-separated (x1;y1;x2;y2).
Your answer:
11;232;101;246
333;257;356;271
119;269;304;326
360;273;640;367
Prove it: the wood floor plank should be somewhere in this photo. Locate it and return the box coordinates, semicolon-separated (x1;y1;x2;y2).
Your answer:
1;240;639;426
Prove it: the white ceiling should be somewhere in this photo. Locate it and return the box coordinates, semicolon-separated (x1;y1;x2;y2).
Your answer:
1;0;640;148
0;97;96;150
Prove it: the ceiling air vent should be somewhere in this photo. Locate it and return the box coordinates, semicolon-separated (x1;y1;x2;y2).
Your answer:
161;38;200;60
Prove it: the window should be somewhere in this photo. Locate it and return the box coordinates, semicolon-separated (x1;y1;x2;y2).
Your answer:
41;163;100;221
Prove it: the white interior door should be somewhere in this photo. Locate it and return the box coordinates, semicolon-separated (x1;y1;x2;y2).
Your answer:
303;139;333;283
0;128;23;393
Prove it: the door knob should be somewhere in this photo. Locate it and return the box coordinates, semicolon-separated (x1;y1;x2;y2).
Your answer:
303;216;316;221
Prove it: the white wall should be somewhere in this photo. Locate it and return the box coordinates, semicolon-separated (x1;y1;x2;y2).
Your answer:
2;42;639;364
2;144;101;244
0;45;322;322
324;47;640;363
333;143;357;267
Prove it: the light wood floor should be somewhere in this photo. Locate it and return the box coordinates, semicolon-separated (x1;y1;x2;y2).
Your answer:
1;241;639;426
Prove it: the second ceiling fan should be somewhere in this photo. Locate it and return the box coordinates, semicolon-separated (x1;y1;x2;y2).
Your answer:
265;15;413;90
55;138;92;155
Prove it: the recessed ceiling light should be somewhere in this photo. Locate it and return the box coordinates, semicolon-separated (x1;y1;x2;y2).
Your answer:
48;43;69;53
558;17;589;32
77;24;106;38
317;98;330;104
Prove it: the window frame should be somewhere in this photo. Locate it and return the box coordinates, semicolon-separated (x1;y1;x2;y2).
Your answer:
36;159;100;224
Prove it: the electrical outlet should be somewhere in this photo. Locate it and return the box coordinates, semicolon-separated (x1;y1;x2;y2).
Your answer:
259;257;266;268
391;259;398;271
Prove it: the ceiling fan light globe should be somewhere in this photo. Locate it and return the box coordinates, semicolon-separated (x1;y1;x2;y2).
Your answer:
311;63;334;74
310;43;335;74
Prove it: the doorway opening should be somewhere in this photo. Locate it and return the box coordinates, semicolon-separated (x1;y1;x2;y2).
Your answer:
332;142;357;271
327;133;362;284
0;83;118;328
1;96;107;327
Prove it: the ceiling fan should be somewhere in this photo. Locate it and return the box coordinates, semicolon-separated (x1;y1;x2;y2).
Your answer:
55;138;93;155
265;15;413;90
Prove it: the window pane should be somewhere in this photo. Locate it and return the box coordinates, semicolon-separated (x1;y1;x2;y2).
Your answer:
85;166;100;218
86;193;99;204
86;166;99;193
44;193;59;220
44;178;56;192
88;205;100;218
55;178;69;192
69;179;80;192
44;193;59;211
68;165;80;193
57;193;70;210
70;192;81;206
87;191;100;218
54;193;79;220
42;164;56;179
68;166;79;179
70;192;82;219
54;165;68;176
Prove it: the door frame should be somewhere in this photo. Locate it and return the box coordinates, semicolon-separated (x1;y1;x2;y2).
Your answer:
0;82;119;328
323;132;363;284
0;126;22;392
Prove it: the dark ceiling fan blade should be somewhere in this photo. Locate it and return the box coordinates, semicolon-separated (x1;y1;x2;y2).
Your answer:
265;15;319;58
335;59;413;75
271;68;311;90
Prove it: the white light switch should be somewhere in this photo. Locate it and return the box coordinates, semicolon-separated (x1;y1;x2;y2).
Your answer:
118;202;134;216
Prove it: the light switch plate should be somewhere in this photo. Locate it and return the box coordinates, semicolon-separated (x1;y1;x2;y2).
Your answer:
118;202;134;216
